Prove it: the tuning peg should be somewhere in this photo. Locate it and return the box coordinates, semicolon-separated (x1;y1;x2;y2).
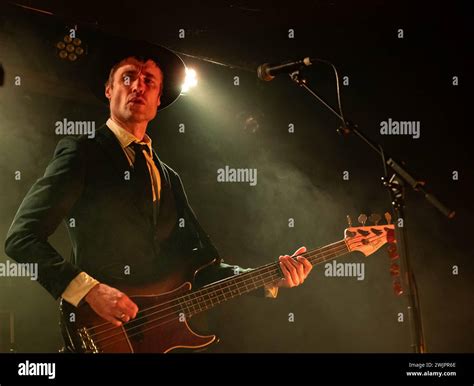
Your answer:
387;242;399;260
346;215;352;227
390;262;400;276
384;212;392;224
392;280;404;296
358;214;367;226
369;213;382;225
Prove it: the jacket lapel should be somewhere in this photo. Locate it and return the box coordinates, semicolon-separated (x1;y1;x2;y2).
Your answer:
94;125;132;177
151;149;170;189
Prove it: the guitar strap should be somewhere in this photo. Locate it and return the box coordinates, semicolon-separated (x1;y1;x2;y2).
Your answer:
185;201;221;262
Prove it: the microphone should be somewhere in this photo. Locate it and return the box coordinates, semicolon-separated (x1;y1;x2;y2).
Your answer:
257;57;315;81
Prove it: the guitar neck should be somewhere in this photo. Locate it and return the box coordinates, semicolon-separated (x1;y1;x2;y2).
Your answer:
177;239;350;318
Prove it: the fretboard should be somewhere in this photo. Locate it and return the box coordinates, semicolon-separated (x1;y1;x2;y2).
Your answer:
177;239;349;318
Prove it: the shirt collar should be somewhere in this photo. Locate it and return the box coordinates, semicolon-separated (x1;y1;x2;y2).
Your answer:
106;118;153;155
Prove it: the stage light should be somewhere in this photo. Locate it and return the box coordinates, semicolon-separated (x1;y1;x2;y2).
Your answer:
181;67;198;94
56;34;85;62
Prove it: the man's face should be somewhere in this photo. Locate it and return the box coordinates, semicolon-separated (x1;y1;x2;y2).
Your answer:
105;57;163;125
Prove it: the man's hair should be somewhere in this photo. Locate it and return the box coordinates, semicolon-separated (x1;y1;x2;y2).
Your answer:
105;55;164;96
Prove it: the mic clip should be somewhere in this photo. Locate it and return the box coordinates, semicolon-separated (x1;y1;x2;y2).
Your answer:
288;70;307;86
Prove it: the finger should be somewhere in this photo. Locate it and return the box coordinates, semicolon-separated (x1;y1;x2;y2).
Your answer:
282;257;300;285
112;304;130;322
111;319;122;327
130;300;139;317
103;311;122;327
292;246;307;257
120;297;139;319
90;303;122;327
279;261;295;287
111;307;128;322
297;256;313;276
119;313;130;323
275;277;287;288
287;256;305;283
291;246;307;281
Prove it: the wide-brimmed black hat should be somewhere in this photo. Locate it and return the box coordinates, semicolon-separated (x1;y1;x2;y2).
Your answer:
89;34;186;110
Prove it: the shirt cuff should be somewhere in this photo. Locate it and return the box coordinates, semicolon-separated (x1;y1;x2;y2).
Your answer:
264;284;279;298
61;272;100;307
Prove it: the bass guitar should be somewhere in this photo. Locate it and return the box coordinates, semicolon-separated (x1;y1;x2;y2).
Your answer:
60;220;395;353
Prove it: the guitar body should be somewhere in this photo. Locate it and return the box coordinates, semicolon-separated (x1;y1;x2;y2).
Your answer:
60;253;218;353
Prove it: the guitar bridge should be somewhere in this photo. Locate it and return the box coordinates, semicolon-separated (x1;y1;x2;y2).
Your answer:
77;327;100;353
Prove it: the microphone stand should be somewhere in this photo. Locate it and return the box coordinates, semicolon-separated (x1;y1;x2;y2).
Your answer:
288;71;455;353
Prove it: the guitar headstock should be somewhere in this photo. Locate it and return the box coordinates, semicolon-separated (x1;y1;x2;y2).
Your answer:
344;212;395;256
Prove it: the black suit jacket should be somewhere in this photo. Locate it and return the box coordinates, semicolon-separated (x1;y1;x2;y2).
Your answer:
5;125;243;300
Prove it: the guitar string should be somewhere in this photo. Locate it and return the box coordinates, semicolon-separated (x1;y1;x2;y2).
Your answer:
96;239;369;350
86;239;349;337
85;240;345;334
98;271;285;350
86;232;387;344
90;238;375;348
87;241;351;344
93;233;389;351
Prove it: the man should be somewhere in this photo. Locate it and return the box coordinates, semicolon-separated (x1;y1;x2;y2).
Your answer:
4;36;312;345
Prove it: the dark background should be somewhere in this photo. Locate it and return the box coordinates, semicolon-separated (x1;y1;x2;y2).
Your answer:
0;0;472;353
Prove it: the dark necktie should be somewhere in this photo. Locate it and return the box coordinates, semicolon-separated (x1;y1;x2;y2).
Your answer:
131;142;153;220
